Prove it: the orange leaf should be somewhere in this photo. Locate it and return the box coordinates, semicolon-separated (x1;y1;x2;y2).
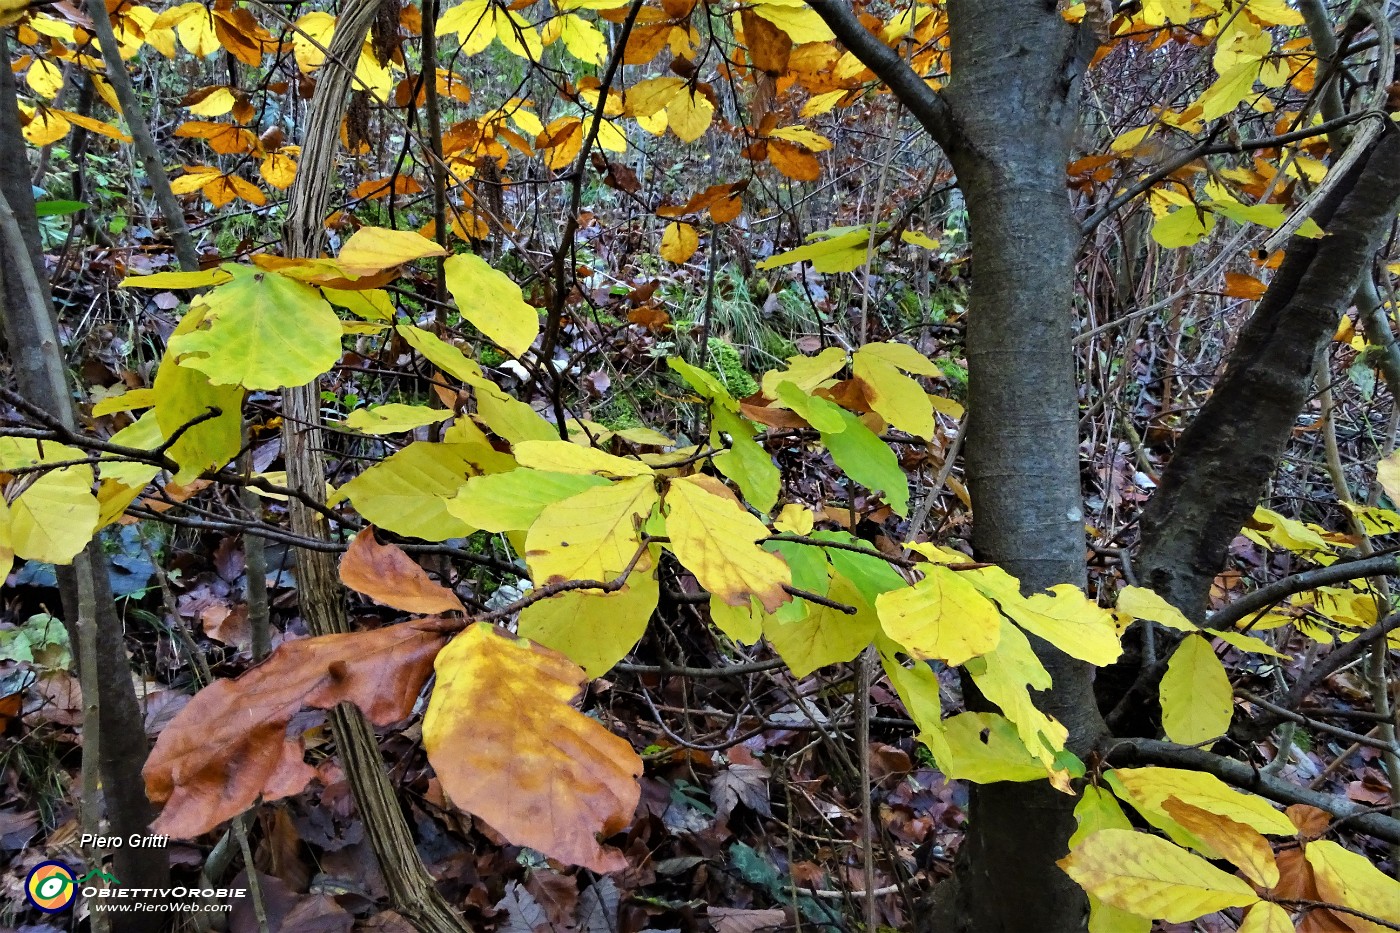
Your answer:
340;526;465;614
740;8;791;75
144;621;449;838
423;624;643;872
1224;271;1268;300
768;139;820;182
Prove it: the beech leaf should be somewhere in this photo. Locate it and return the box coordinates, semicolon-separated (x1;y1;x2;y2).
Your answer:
340;527;465;614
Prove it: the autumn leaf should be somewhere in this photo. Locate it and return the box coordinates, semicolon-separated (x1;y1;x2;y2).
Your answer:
443;252;541;358
339;527;465;615
1159;634;1233;747
663;474;791;611
337;226;447;277
518;567;659;676
422;624;643;871
525;475;659;584
1305;840;1400;933
1162;796;1278;889
875;564;1002;665
1059;829;1259;922
144;621;449;837
660;221;699;263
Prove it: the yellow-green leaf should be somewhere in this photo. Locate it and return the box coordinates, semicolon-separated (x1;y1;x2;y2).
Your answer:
518;568;658;676
664;474;791;611
526;475;658;584
966;620;1067;773
443;253;540;357
514;440;654;477
448;470;608;532
709;595;764;645
154;303;243;483
1072;786;1151;933
1116;586;1198;631
167;266;342;390
422;624;642;872
334;442;479;541
852;350;933;439
396;324;489;385
764;572;876;677
759;347;848;398
1059;829;1259;922
875;565;1002;665
120;268;233;289
1160;634;1232;747
344;404;454;434
1236;903;1293;933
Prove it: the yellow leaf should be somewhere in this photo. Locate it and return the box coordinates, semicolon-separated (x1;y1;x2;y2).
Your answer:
260;152;298;189
626;76;684;117
92;387;157;417
443;253;540;358
514;440;654;477
292;11;336;72
1072;787;1152;933
97;410;164;489
1116;585;1198;631
1111;767;1297;836
938;711;1049;783
553;13;608;65
518;568;658;676
395;324;487;385
767;125;832;151
1305;840;1400;933
0;439;98;564
154;304;244;483
709;595;763;645
337;227;447;277
474;381;560;443
852;349;933;439
875;565;1003;665
120;268;232;289
1059;829;1259;922
23;107;69;146
423;624;642;871
343;404;453;435
26;58;63;99
1377;450;1400;504
167;266;342;390
759;346;848;399
1013;585;1124;666
1237;903;1294;933
187;87;236;116
663;474;791;611
755;229;869;274
801;90;846;118
449;470;607;532
665;90;713;143
0;500;13;584
764;571;877;677
334;442;480;541
773;503;814;535
1162;796;1278;889
750;0;834;43
526;475;658;584
1197;62;1260;122
1160;634;1233;746
660;221;699;264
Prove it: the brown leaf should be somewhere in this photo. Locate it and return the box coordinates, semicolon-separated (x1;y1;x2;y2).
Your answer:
340;527;465;615
768;140;821;182
1286;804;1331;840
1223;271;1268;300
144;621;449;838
740;9;791;75
709;908;788;933
422;625;643;872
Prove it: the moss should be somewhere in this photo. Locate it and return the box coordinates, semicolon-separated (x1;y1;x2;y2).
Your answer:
937;357;969;401
705;337;758;397
479;346;506;367
598;394;643;430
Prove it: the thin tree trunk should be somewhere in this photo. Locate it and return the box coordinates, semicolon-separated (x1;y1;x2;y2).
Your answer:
80;0;200;270
0;33;168;927
278;3;468;930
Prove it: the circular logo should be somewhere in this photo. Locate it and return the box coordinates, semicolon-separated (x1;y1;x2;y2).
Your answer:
25;861;76;913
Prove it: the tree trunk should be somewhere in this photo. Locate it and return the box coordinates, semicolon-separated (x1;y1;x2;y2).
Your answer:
0;33;168;924
1136;128;1400;621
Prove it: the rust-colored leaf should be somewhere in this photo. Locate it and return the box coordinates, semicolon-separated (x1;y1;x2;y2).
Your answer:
340;527;465;615
1223;271;1268;300
422;624;643;872
144;621;449;838
740;9;791;75
768;139;821;182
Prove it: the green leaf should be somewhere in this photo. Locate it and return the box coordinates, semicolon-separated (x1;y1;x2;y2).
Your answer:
810;530;905;606
34;199;87;217
448;469;609;532
822;408;909;516
755;228;870;273
334;442;480;541
167;266;342;390
154;302;244;483
712;409;778;512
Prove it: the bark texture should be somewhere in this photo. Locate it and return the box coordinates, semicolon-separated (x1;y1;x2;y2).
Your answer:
938;8;1101;931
